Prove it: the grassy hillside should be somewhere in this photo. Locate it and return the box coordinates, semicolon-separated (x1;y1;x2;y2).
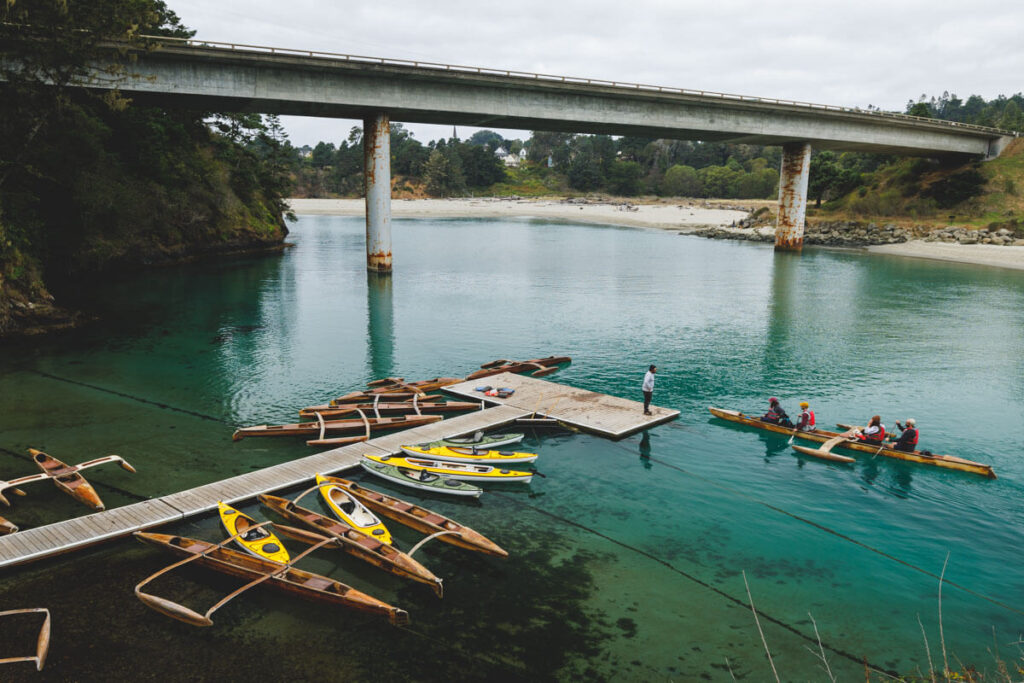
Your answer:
810;138;1024;232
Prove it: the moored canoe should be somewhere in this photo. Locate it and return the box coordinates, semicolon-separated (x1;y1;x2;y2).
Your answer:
217;502;290;564
134;532;409;626
259;494;442;596
299;401;479;419
318;475;506;558
399;444;538;465
363;453;533;483
232;414;442;441
422;431;525;450
359;459;482;497
29;449;104;511
315;474;392;545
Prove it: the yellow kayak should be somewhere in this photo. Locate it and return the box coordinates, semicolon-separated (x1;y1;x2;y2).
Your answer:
217;501;290;564
363;453;533;483
315;474;392;545
399;444;538;464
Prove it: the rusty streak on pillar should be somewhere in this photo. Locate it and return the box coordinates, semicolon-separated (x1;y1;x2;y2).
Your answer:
774;141;812;252
364;112;393;272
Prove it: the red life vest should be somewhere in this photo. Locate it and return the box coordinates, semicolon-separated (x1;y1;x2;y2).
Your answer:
862;424;885;442
805;410;815;427
905;428;918;446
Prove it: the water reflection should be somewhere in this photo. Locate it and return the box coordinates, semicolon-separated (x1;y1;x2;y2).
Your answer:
366;272;394;379
639;431;652;469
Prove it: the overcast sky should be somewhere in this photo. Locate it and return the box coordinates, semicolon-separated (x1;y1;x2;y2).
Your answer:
165;0;1024;147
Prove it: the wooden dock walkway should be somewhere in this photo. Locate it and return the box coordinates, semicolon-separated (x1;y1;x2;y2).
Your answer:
0;404;528;569
0;375;676;569
444;372;679;438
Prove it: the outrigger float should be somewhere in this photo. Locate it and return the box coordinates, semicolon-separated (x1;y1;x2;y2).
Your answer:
708;407;996;478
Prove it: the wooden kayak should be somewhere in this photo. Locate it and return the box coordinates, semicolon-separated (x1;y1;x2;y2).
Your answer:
361;377;464;394
359;459;483;497
134;532;409;626
330;391;441;405
320;475;508;558
422;431;525;450
217;502;290;564
399;444;539;465
232;414;442;441
363;453;533;483
30;449;105;510
298;400;479;419
258;494;443;597
315;474;392;545
467;356;571;380
708;407;996;478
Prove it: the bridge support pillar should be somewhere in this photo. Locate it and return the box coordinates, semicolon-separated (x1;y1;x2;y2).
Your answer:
364;112;392;272
774;142;812;252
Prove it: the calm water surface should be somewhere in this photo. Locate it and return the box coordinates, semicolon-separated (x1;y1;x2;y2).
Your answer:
2;215;1023;681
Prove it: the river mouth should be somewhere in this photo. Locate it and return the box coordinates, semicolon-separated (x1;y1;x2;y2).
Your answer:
1;215;1023;680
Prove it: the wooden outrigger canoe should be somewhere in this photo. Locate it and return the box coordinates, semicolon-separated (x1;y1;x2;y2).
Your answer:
321;476;508;558
466;356;571;380
0;515;17;535
358;377;464;396
17;449;137;510
299;400;479;419
232;414;442;441
708;407;996;478
134;531;409;626
258;494;444;597
330;391;441;405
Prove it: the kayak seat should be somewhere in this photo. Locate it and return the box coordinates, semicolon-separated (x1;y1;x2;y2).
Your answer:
356;536;381;550
392;502;414;512
302;576;334;591
420;514;446;526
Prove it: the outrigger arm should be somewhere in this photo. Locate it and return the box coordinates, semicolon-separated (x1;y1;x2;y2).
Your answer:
133;521;335;627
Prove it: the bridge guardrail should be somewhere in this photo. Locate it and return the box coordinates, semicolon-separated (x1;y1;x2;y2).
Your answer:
140;35;1013;137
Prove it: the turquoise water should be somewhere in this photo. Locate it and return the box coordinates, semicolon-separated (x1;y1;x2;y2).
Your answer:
2;215;1024;681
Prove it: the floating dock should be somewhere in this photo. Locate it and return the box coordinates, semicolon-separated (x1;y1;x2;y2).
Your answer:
444;372;679;438
0;377;675;569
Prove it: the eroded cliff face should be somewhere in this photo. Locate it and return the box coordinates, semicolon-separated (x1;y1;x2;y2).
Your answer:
0;197;288;339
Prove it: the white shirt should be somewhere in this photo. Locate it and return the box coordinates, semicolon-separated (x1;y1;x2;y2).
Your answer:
642;371;655;392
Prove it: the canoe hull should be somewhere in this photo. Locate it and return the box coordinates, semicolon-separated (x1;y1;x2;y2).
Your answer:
365;454;533;483
315;474;392;545
259;494;441;595
428;433;525;450
134;532;408;626
359;460;482;498
217;502;290;564
399;445;538;464
30;449;105;510
233;414;442;440
320;476;506;558
708;407;996;478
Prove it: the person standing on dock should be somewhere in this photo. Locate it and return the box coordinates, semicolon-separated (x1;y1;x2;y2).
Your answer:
642;365;657;415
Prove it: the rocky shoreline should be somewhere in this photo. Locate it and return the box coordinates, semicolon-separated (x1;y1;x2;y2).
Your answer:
691;220;1024;248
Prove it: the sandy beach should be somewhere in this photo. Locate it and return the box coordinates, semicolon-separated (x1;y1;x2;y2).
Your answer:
289;198;1024;271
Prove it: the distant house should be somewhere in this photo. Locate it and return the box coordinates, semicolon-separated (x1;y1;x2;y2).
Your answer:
494;146;522;168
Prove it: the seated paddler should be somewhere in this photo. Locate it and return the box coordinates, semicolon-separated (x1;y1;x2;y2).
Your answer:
761;397;793;427
892;418;918;452
796;401;815;431
855;415;886;445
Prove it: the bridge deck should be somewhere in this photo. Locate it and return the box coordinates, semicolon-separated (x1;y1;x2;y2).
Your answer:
0;404;528;569
444;372;679;438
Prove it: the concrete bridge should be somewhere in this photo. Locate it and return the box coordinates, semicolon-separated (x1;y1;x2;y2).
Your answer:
104;37;1014;267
